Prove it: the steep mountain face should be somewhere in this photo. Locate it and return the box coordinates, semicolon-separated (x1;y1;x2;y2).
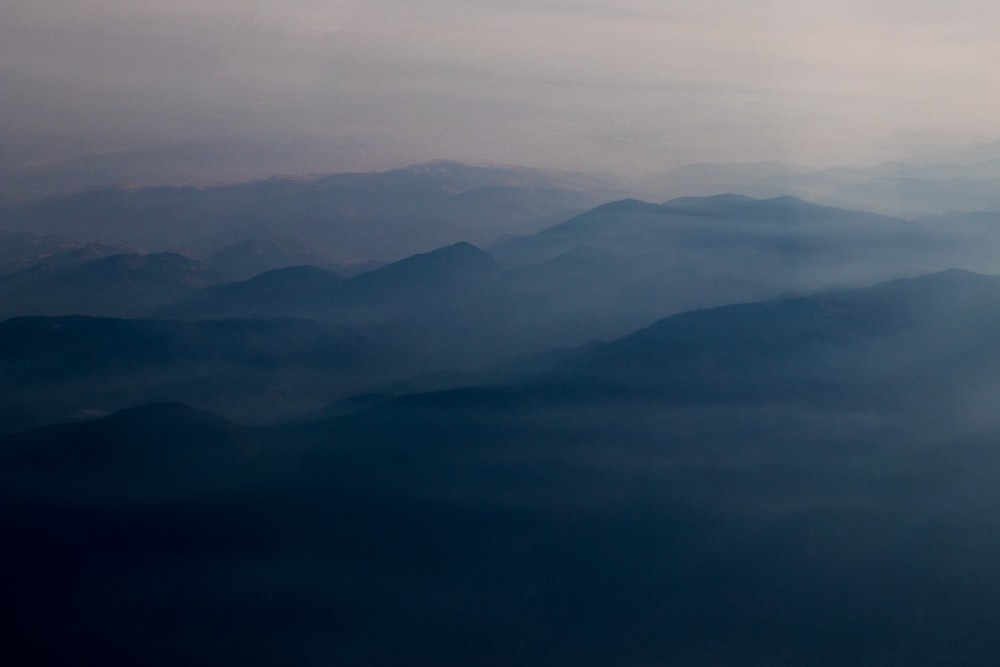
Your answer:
0;161;625;261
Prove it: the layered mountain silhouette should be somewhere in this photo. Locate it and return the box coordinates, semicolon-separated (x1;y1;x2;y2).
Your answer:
496;194;915;265
6;192;995;415
3;193;975;347
204;238;359;282
8;269;1000;665
161;265;346;320
158;243;506;363
538;269;1000;417
646;143;1000;217
10;152;1000;665
140;196;954;352
8;266;1000;431
0;315;417;432
0;230;138;273
0;161;623;261
0;252;219;319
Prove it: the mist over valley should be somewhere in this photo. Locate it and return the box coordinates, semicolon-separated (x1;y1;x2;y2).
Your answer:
6;1;1000;662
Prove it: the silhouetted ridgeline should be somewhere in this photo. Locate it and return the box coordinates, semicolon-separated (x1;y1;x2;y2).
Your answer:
0;161;622;261
6;269;1000;664
7;163;1000;664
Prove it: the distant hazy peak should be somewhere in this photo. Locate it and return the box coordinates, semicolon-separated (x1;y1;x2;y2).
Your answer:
856;267;1000;297
590;198;664;213
659;193;904;221
241;265;342;285
208;238;285;257
386;242;495;269
662;193;759;207
346;242;498;293
91;251;204;270
403;159;477;173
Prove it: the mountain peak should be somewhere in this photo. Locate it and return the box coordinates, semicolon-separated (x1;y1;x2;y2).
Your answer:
241;264;342;287
344;242;498;298
368;242;495;276
662;193;758;208
426;240;489;258
85;252;217;287
592;198;662;213
536;268;1000;400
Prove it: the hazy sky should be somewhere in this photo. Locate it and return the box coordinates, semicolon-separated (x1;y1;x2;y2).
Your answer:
3;0;1000;176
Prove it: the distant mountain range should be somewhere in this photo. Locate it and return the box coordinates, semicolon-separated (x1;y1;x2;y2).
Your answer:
0;160;626;261
5;193;994;363
7;265;1000;433
10;151;1000;665
495;194;914;265
0;230;139;273
0;137;401;200
646;145;1000;217
0;251;221;319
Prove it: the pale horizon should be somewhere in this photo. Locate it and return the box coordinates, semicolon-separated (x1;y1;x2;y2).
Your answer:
4;0;1000;182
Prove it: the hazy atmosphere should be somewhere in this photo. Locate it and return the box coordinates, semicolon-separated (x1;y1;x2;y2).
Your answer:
4;0;1000;178
8;3;1000;666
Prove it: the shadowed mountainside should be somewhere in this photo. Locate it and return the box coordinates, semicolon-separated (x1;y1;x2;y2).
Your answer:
7;269;1000;664
0;315;417;432
0;252;219;318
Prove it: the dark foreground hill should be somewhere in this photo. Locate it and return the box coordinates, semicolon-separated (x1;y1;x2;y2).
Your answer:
0;315;420;433
7;269;1000;664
